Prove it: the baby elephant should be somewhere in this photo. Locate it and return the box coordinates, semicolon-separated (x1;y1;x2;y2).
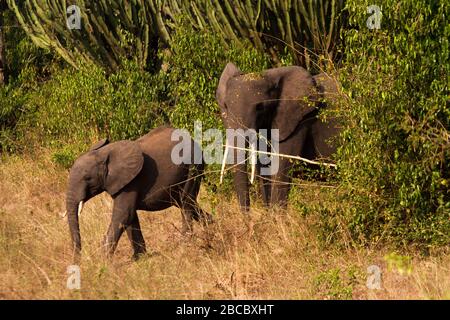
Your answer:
65;126;211;261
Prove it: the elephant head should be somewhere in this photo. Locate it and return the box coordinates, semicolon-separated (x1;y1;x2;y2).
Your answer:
216;62;320;211
66;139;144;257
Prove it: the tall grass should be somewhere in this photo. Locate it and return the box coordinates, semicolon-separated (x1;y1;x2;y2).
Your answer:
1;153;448;299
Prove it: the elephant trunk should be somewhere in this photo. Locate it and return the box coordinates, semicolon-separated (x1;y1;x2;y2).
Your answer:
66;189;84;261
233;162;250;212
222;133;252;212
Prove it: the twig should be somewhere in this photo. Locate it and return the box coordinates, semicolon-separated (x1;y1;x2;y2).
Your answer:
224;145;337;168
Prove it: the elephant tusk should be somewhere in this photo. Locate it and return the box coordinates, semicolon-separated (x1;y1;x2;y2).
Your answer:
60;210;67;218
77;201;84;216
249;142;257;185
220;145;229;184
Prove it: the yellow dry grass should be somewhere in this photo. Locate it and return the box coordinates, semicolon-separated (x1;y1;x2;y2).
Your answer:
0;152;449;300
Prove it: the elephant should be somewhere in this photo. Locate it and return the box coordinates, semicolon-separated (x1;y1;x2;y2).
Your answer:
216;62;340;211
65;126;212;261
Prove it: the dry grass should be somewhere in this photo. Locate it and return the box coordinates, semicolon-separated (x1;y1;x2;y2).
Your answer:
0;152;449;300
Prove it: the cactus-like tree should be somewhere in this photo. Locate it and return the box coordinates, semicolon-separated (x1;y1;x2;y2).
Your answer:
158;0;345;69
7;0;160;71
8;0;344;71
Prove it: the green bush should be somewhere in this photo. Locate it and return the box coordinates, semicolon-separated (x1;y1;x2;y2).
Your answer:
51;144;80;169
0;9;55;152
16;61;168;152
312;267;359;300
331;0;450;246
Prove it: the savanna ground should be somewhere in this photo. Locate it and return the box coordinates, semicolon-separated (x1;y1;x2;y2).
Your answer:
1;151;449;300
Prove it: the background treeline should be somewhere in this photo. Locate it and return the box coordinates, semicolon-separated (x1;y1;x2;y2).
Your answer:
0;0;448;248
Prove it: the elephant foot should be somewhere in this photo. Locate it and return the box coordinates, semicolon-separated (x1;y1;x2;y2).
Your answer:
268;204;288;215
131;249;162;262
131;251;148;261
199;211;214;226
238;204;251;214
180;222;194;236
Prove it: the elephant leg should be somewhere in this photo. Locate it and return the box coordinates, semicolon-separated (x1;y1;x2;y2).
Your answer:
270;158;292;208
104;190;138;258
180;199;211;234
257;162;271;207
257;128;271;207
126;212;147;260
179;192;212;234
174;171;212;235
226;134;250;212
233;164;250;211
180;206;196;234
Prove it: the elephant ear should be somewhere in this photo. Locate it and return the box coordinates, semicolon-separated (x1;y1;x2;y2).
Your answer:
89;138;109;151
269;66;318;142
102;141;144;196
216;62;241;110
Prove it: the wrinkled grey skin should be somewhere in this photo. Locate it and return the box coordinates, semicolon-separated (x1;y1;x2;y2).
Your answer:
216;63;340;211
66;126;211;261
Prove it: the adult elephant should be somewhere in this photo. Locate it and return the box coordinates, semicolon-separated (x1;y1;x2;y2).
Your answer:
216;63;340;211
65;126;211;261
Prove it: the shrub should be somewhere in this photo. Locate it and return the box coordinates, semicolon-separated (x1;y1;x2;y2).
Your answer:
5;60;168;163
0;9;55;153
51;145;80;169
312;267;358;300
331;0;450;246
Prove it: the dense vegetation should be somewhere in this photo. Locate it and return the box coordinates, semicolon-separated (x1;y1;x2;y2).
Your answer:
0;1;448;248
335;0;449;247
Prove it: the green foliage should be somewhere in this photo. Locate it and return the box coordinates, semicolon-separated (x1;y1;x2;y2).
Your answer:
6;61;168;156
384;252;413;276
3;8;54;82
0;9;55;152
333;0;450;246
0;84;28;152
312;267;359;299
51;144;79;169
